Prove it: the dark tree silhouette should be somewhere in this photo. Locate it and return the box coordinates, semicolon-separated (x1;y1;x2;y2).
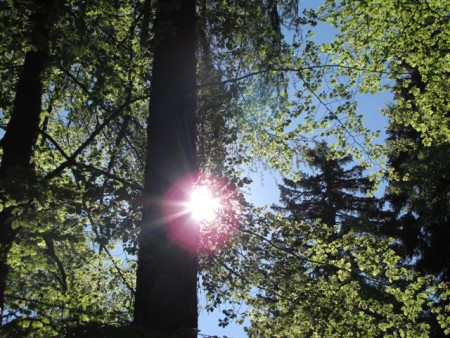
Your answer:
382;66;450;282
273;142;384;280
275;142;381;237
134;0;198;335
0;0;63;324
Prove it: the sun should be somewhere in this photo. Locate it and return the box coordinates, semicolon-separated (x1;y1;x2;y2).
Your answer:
186;185;220;222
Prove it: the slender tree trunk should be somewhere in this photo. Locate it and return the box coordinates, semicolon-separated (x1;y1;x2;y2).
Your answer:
134;0;198;335
0;0;59;324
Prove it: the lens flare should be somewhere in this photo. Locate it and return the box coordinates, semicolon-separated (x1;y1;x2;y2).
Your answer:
187;186;220;222
161;174;238;254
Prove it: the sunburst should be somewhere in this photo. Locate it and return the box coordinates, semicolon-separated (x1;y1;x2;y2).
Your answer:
186;185;220;222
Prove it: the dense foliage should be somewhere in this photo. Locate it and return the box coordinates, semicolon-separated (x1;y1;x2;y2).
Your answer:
202;145;448;337
0;0;448;336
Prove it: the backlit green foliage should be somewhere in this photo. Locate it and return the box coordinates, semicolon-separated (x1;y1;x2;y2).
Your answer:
0;0;448;336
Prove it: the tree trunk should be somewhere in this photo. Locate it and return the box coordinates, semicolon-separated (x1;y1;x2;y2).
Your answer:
0;0;59;325
134;0;198;335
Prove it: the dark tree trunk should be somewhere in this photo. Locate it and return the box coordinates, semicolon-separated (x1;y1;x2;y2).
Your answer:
0;0;59;324
134;0;198;335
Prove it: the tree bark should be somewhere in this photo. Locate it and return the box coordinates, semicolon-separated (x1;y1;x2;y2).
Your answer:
134;0;198;335
0;0;59;325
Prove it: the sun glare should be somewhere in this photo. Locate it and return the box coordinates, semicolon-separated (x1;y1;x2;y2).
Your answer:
187;186;220;222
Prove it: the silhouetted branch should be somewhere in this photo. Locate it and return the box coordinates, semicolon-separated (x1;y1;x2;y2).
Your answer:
40;129;143;190
197;65;398;88
45;96;147;180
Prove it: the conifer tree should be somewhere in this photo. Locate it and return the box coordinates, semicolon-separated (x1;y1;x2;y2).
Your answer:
203;142;445;336
382;69;450;283
274;142;381;237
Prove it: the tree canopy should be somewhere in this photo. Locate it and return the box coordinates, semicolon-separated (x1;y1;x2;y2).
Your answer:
0;0;448;336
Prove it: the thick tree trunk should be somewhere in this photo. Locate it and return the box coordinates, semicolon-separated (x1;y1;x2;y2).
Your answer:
0;0;58;324
134;0;198;335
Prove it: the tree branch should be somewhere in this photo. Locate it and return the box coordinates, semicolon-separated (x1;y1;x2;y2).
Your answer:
197;65;397;88
82;204;136;296
43;234;68;292
45;96;147;180
78;163;143;191
58;66;92;99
